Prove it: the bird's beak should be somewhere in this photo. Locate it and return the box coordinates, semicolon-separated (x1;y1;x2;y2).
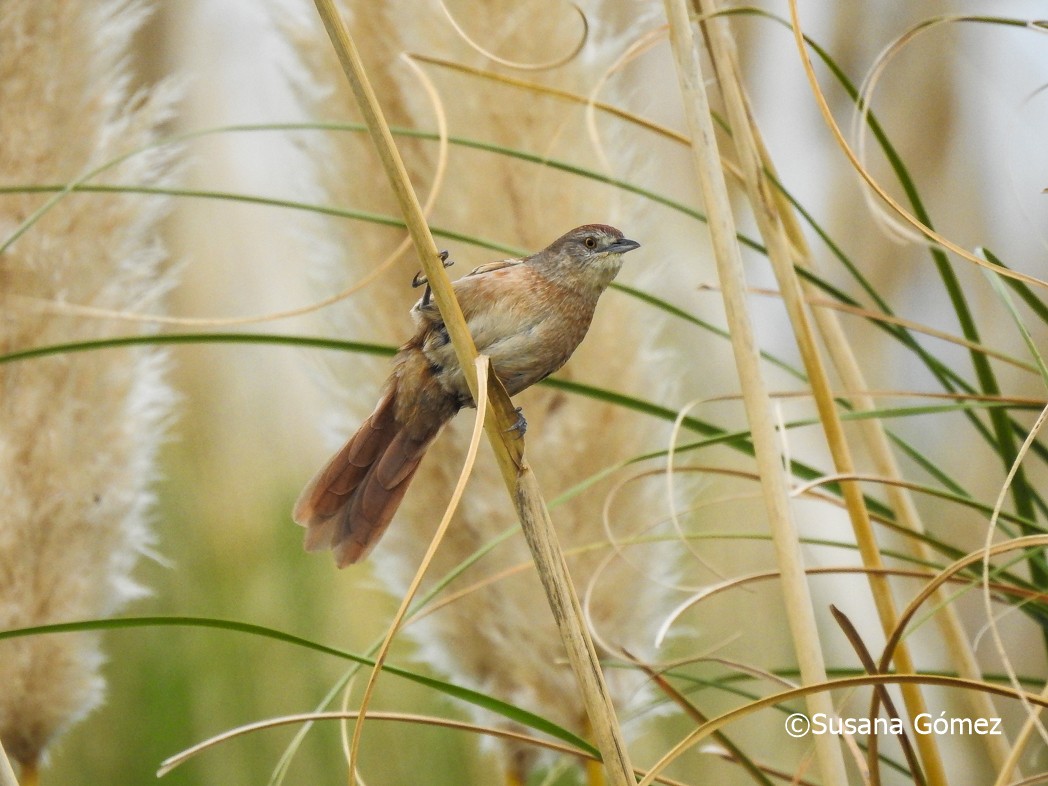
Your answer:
608;237;641;254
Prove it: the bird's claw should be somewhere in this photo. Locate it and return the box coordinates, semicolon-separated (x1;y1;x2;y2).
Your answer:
505;407;527;438
412;251;453;307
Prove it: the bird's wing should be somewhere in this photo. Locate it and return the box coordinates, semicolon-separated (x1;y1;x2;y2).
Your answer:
412;258;523;323
464;258;523;277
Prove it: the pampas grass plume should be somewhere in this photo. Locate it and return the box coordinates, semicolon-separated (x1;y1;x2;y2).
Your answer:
0;0;177;777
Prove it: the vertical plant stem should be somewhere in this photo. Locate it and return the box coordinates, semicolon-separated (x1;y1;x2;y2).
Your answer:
809;254;1016;774
310;3;637;783
694;4;949;783
783;0;1021;773
992;679;1048;786
788;187;1016;772
513;470;637;785
659;1;848;783
0;740;18;786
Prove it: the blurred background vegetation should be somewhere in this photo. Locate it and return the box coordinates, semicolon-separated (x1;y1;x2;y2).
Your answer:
5;1;1048;785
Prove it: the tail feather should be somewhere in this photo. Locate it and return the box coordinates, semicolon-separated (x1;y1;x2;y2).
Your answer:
336;459;424;566
293;385;443;567
293;390;395;524
374;430;431;489
336;395;398;489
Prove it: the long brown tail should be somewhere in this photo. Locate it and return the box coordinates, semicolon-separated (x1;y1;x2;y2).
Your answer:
293;384;440;566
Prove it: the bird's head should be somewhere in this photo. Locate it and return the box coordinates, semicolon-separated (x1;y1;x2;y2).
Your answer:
529;224;640;291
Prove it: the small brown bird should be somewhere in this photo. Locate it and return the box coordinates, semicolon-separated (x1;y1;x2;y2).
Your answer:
293;224;640;566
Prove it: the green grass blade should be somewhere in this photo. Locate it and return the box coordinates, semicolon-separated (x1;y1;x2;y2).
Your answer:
0;616;599;757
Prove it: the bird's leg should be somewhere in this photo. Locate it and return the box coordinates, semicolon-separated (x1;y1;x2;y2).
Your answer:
411;250;453;307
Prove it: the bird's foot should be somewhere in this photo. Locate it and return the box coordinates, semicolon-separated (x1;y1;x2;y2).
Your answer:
505;407;527;438
412;251;454;307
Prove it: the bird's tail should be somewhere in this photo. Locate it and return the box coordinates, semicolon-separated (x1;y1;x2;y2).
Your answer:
293;382;443;567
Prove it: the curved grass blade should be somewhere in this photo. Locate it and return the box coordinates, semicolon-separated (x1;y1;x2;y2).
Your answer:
0;616;598;757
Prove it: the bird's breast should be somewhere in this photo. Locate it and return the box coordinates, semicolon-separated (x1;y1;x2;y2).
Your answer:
421;286;596;400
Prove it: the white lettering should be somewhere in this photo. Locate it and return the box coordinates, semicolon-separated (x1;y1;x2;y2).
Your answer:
796;712;1000;736
810;713;828;734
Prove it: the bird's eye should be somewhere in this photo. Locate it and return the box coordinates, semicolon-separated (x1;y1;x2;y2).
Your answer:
584;236;597;249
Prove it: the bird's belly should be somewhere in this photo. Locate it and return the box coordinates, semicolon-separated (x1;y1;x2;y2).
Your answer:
424;317;586;402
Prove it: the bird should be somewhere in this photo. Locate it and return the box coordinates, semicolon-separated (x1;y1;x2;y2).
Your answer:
293;224;641;567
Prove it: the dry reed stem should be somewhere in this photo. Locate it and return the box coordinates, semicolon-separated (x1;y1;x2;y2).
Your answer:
981;404;1048;784
706;281;1039;372
0;741;16;786
309;2;636;783
993;680;1048;786
744;9;1019;775
641;668;1048;786
434;0;589;70
777;3;1018;771
786;2;1048;292
864;534;1048;784
879;534;1048;672
829;606;923;783
161;709;693;786
817;269;1020;772
407;54;690;145
349;356;490;776
694;3;950;783
659;565;1047;636
659;0;848;783
804;298;1036;372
